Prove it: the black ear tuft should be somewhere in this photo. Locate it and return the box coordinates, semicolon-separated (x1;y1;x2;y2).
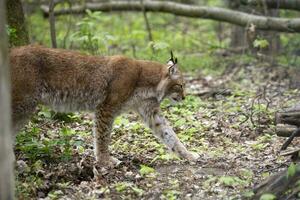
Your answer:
170;51;175;63
174;57;177;64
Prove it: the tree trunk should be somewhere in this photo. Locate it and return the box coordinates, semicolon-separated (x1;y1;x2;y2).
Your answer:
49;0;57;48
227;0;247;48
0;0;14;199
258;9;281;56
6;0;29;46
226;1;281;55
41;1;300;33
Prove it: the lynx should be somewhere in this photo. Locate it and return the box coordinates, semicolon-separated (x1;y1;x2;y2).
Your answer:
10;45;199;166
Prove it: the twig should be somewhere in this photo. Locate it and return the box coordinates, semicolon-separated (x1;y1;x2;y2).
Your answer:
239;112;250;125
249;85;272;129
280;127;300;151
262;85;271;111
250;93;262;128
257;162;287;174
280;147;300;157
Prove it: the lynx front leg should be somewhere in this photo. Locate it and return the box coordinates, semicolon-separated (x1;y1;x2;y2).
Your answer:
94;106;120;167
138;106;199;162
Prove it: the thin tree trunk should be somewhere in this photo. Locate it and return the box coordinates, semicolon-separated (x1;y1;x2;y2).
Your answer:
140;0;154;53
6;0;29;46
227;1;281;55
257;8;281;56
0;0;14;199
227;0;247;48
49;0;57;48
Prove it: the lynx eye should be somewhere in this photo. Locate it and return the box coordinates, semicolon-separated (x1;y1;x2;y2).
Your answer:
176;84;183;89
173;84;183;90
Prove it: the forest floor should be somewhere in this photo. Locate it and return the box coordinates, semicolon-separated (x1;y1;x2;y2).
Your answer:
15;60;300;200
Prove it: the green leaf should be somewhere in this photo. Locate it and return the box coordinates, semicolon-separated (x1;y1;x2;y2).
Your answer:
253;38;269;49
219;176;247;187
131;186;144;196
259;193;276;200
243;190;255;198
60;127;75;136
115;182;129;192
219;176;236;186
38;108;52;118
139;165;155;176
287;162;296;178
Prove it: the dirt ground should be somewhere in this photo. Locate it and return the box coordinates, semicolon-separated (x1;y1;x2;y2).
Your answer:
15;62;300;199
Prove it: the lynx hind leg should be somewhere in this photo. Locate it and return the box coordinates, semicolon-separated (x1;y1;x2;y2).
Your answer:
12;99;39;136
138;106;199;162
94;106;121;167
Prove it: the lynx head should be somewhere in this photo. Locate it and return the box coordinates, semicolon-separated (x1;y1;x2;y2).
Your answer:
157;51;185;103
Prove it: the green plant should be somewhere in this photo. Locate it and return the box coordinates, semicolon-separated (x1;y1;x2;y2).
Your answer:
139;165;155;176
70;10;117;54
253;38;269;49
259;193;276;200
218;176;248;187
287;162;297;178
6;25;17;42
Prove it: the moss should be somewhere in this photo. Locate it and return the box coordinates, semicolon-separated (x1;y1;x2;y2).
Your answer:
6;0;29;46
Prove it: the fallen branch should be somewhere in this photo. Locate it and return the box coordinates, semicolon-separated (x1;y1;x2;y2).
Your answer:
275;104;300;149
276;104;300;127
276;124;298;137
189;88;232;98
253;163;300;199
41;1;300;33
280;147;300;158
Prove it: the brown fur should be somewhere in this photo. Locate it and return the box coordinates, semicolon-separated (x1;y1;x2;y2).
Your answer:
10;45;198;166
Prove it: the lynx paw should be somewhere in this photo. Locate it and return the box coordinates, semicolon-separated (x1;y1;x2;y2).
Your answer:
186;151;200;163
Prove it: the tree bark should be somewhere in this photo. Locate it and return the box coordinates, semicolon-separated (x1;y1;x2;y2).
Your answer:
276;105;300;127
266;9;281;55
242;0;300;11
41;1;300;33
226;0;247;48
276;124;299;137
49;0;57;48
6;0;29;46
0;0;14;199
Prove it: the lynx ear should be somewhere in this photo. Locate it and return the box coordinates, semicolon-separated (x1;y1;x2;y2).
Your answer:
169;51;177;64
167;51;178;76
170;51;174;62
168;64;177;75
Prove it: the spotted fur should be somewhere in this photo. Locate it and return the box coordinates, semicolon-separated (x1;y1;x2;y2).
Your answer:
10;45;198;166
